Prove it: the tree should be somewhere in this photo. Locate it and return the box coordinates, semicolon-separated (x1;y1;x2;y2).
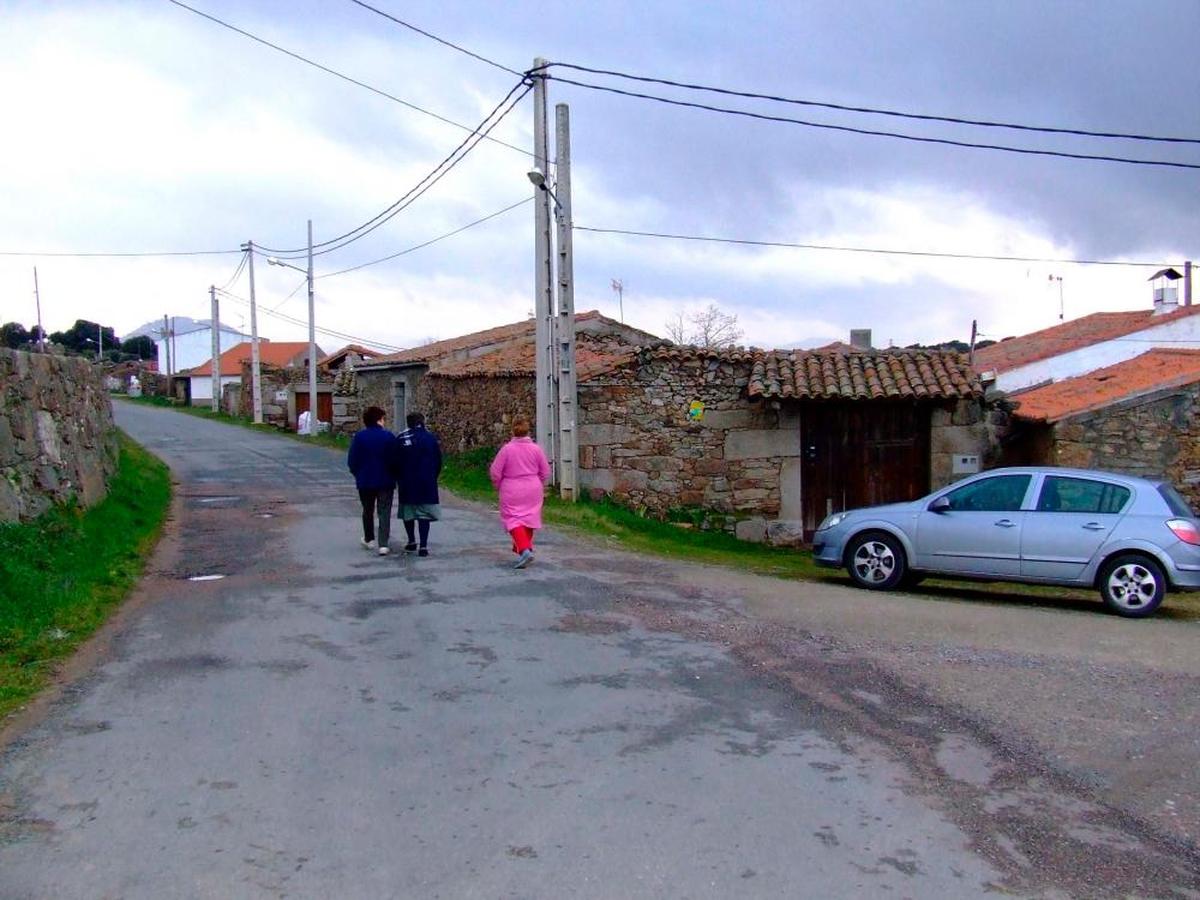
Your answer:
1;322;29;349
48;319;120;358
122;335;156;360
665;303;744;349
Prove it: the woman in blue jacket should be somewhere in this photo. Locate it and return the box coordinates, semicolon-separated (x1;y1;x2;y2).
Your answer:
347;406;397;555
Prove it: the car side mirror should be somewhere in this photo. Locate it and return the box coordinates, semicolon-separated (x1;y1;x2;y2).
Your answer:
929;496;951;513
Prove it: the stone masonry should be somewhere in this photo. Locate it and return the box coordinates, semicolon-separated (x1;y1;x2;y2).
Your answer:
0;348;118;523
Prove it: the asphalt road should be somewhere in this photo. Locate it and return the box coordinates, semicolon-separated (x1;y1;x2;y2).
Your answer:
1;403;1197;898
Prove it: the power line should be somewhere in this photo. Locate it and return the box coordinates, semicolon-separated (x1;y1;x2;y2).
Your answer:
216;287;406;352
575;224;1174;268
346;0;522;77
216;249;249;291
0;248;241;258
259;79;532;259
547;75;1200;171
320;196;533;277
542;62;1200;146
164;0;531;157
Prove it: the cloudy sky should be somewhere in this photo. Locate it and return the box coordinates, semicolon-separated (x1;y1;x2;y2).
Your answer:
1;0;1197;354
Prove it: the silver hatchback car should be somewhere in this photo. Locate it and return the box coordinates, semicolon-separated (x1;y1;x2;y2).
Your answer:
812;467;1200;617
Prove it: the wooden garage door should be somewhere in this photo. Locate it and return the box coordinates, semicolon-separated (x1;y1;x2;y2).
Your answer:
800;402;931;536
295;391;333;430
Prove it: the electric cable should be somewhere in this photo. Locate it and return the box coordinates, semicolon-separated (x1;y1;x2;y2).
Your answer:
540;61;1200;146
216;249;249;291
216;287;406;352
164;0;531;157
258;79;532;259
346;0;522;77
319;195;533;278
546;75;1200;170
575;225;1174;268
0;247;241;258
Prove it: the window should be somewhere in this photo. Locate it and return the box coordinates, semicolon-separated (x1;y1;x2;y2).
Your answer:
1036;476;1130;514
943;474;1031;512
1157;483;1194;517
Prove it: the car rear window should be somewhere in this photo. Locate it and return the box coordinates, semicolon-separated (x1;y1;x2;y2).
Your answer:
1157;483;1195;517
1037;476;1130;514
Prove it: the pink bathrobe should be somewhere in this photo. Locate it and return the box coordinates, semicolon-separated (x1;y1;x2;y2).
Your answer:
489;437;551;531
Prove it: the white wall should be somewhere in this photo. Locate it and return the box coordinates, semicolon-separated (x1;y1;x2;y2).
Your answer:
156;326;250;375
996;312;1200;393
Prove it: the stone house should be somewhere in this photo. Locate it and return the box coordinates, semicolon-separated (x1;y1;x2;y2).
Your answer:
1003;349;1200;509
352;311;659;449
577;345;987;544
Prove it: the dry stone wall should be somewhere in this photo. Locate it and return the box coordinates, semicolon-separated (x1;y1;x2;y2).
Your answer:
1047;386;1200;510
427;374;536;454
0;348;118;523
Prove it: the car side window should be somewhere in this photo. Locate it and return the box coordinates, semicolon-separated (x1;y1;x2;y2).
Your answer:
943;474;1032;512
1036;476;1130;514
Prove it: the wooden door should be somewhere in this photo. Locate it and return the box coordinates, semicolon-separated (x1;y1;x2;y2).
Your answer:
800;402;930;536
295;391;333;430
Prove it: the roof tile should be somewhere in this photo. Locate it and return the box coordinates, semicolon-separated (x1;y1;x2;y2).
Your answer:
748;349;981;401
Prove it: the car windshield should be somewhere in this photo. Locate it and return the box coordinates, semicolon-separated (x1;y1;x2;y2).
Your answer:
1157;483;1195;517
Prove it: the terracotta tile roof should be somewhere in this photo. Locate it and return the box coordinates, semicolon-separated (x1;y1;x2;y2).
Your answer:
1011;349;1200;422
187;341;316;376
749;349;982;400
432;335;637;382
319;343;382;366
974;305;1200;374
369;310;609;366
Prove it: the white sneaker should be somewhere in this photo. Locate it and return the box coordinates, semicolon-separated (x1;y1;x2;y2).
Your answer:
378;545;391;556
361;538;376;550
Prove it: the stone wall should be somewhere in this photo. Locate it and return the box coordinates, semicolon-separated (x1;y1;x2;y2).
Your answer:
0;348;118;523
578;355;779;536
427;374;536;454
930;397;1006;488
1040;385;1200;510
355;366;433;434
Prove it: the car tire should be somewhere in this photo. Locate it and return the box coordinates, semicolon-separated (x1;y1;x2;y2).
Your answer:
1098;553;1166;618
846;532;907;591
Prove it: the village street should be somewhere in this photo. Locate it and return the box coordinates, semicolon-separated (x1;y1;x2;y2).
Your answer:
1;404;1198;898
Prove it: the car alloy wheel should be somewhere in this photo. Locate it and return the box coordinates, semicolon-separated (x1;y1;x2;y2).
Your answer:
1099;553;1165;618
848;533;905;590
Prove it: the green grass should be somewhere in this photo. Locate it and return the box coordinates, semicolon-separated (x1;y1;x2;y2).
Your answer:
0;434;171;720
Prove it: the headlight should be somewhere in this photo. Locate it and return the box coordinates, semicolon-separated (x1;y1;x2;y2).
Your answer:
817;512;849;531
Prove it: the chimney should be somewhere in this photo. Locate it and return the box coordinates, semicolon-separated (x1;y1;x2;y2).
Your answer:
849;328;872;350
1149;267;1182;316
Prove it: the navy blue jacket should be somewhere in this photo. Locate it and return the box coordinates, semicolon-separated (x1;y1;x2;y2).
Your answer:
393;425;442;505
347;425;397;491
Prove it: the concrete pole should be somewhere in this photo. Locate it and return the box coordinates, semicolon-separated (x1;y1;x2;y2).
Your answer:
307;219;318;436
210;285;221;412
555;102;577;501
245;242;264;424
163;314;172;376
532;57;558;482
1186;260;1193;307
33;267;45;352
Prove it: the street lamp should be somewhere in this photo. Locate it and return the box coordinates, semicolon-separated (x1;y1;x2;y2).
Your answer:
526;167;562;212
267;234;318;437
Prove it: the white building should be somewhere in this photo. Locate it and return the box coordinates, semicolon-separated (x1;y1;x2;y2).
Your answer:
153;318;251;376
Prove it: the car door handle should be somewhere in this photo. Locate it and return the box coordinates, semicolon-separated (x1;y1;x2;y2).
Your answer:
1082;522;1106;531
994;519;1016;528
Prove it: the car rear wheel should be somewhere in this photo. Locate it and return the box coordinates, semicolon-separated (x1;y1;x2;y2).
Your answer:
1098;553;1166;618
847;532;906;591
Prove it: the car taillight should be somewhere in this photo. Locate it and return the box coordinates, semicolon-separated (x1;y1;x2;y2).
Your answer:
1167;518;1200;546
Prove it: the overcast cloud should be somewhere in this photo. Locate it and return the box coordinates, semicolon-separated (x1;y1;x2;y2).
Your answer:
0;0;1196;353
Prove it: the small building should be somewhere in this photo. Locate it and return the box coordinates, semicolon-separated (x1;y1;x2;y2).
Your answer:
1003;348;1200;510
186;341;319;407
153;318;251;376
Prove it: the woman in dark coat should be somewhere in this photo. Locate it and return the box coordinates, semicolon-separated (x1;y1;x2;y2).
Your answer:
347;406;397;555
393;412;442;557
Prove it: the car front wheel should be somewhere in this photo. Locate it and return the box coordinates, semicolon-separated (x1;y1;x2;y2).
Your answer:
1098;553;1166;618
847;532;906;591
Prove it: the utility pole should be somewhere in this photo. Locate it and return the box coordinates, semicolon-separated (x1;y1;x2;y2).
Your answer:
306;219;318;436
968;319;978;367
33;267;45;352
532;56;557;482
162;314;172;376
244;241;264;424
98;323;103;361
1186;259;1194;307
555;102;577;501
210;285;221;413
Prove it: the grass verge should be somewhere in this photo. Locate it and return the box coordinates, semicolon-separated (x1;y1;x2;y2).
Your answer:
0;433;171;721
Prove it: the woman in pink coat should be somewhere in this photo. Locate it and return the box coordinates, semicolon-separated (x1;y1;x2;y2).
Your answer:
489;416;550;569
